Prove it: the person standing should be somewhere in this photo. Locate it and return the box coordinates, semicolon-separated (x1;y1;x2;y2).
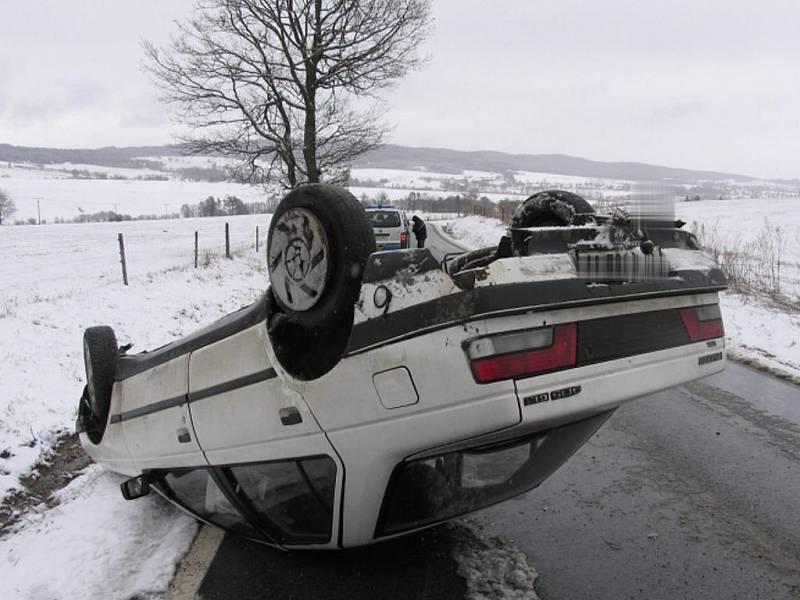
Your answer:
411;215;427;248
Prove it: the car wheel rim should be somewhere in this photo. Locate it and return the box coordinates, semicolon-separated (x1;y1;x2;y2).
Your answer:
268;208;331;311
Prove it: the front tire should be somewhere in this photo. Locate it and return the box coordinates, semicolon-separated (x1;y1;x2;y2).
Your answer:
82;326;118;443
447;246;496;276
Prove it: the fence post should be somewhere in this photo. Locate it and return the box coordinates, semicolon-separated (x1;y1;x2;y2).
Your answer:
225;222;231;259
194;231;198;268
256;226;259;253
117;233;128;286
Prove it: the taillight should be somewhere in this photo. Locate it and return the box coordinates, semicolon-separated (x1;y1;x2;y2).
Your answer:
466;323;577;383
679;305;724;341
400;232;408;248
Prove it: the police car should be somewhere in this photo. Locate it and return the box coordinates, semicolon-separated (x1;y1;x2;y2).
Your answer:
365;205;411;250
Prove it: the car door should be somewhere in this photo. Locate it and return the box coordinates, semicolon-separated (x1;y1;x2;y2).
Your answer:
185;322;343;546
186;322;334;465
120;354;205;471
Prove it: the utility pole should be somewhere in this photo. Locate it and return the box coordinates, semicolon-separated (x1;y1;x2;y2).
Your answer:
118;233;129;286
112;203;120;214
33;197;43;224
163;203;169;219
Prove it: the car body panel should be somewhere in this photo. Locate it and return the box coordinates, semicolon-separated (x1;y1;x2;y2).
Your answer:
187;324;325;463
78;381;136;476
118;355;206;471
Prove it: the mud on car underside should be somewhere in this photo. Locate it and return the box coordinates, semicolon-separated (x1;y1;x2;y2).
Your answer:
76;185;727;549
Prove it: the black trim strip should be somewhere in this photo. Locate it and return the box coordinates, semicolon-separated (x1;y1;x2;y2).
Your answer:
110;368;277;424
188;368;277;403
110;394;186;424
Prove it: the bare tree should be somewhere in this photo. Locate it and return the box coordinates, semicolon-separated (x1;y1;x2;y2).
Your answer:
144;0;431;188
0;189;16;225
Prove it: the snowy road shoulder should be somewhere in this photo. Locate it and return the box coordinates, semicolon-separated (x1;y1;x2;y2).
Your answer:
721;294;800;384
1;465;198;600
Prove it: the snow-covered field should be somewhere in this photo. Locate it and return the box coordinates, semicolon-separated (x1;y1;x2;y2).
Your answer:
348;166;626;205
678;197;800;298
0;161;272;222
0;175;271;222
1;162;632;223
0;214;270;300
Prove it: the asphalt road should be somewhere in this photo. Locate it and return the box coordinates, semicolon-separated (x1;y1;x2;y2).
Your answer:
475;362;800;599
198;225;800;599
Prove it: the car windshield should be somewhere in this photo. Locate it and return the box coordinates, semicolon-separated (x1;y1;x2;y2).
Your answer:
367;210;401;228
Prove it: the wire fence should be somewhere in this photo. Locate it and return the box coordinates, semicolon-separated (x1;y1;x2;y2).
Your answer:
0;214;272;301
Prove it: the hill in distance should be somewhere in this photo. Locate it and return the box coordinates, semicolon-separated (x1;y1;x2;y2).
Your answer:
1;142;795;184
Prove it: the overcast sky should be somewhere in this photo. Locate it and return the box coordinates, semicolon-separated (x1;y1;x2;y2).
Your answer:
1;0;798;179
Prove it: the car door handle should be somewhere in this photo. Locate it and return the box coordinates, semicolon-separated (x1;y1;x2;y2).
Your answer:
176;427;192;443
279;407;303;426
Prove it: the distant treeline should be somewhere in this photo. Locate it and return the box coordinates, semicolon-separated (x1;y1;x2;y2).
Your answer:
14;211;180;225
66;168;169;181
179;195;276;218
389;192;521;220
175;167;230;182
11;194;275;225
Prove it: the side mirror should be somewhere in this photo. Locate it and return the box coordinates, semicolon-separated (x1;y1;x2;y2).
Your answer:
120;474;151;500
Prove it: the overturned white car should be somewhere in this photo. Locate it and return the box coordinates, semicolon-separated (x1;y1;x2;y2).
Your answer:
77;185;727;549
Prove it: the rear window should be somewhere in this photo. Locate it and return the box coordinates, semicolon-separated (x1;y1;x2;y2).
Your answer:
367;210;401;228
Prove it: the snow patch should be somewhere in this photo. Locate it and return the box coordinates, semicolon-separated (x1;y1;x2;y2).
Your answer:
451;520;540;600
440;216;506;250
720;294;800;381
0;465;198;600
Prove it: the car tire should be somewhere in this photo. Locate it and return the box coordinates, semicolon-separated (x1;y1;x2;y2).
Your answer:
267;184;376;330
510;190;595;254
447;246;497;276
82;326;118;441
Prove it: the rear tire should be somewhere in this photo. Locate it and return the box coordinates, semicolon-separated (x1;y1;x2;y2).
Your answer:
510;190;594;254
82;326;118;443
266;184;375;380
267;184;375;330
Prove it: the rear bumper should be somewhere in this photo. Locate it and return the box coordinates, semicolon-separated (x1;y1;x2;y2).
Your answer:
376;242;402;251
513;337;725;431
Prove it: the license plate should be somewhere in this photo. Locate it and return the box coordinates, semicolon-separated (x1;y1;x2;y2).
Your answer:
574;247;669;281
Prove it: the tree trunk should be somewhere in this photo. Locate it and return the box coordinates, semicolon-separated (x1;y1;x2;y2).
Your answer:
303;96;318;183
303;0;323;184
